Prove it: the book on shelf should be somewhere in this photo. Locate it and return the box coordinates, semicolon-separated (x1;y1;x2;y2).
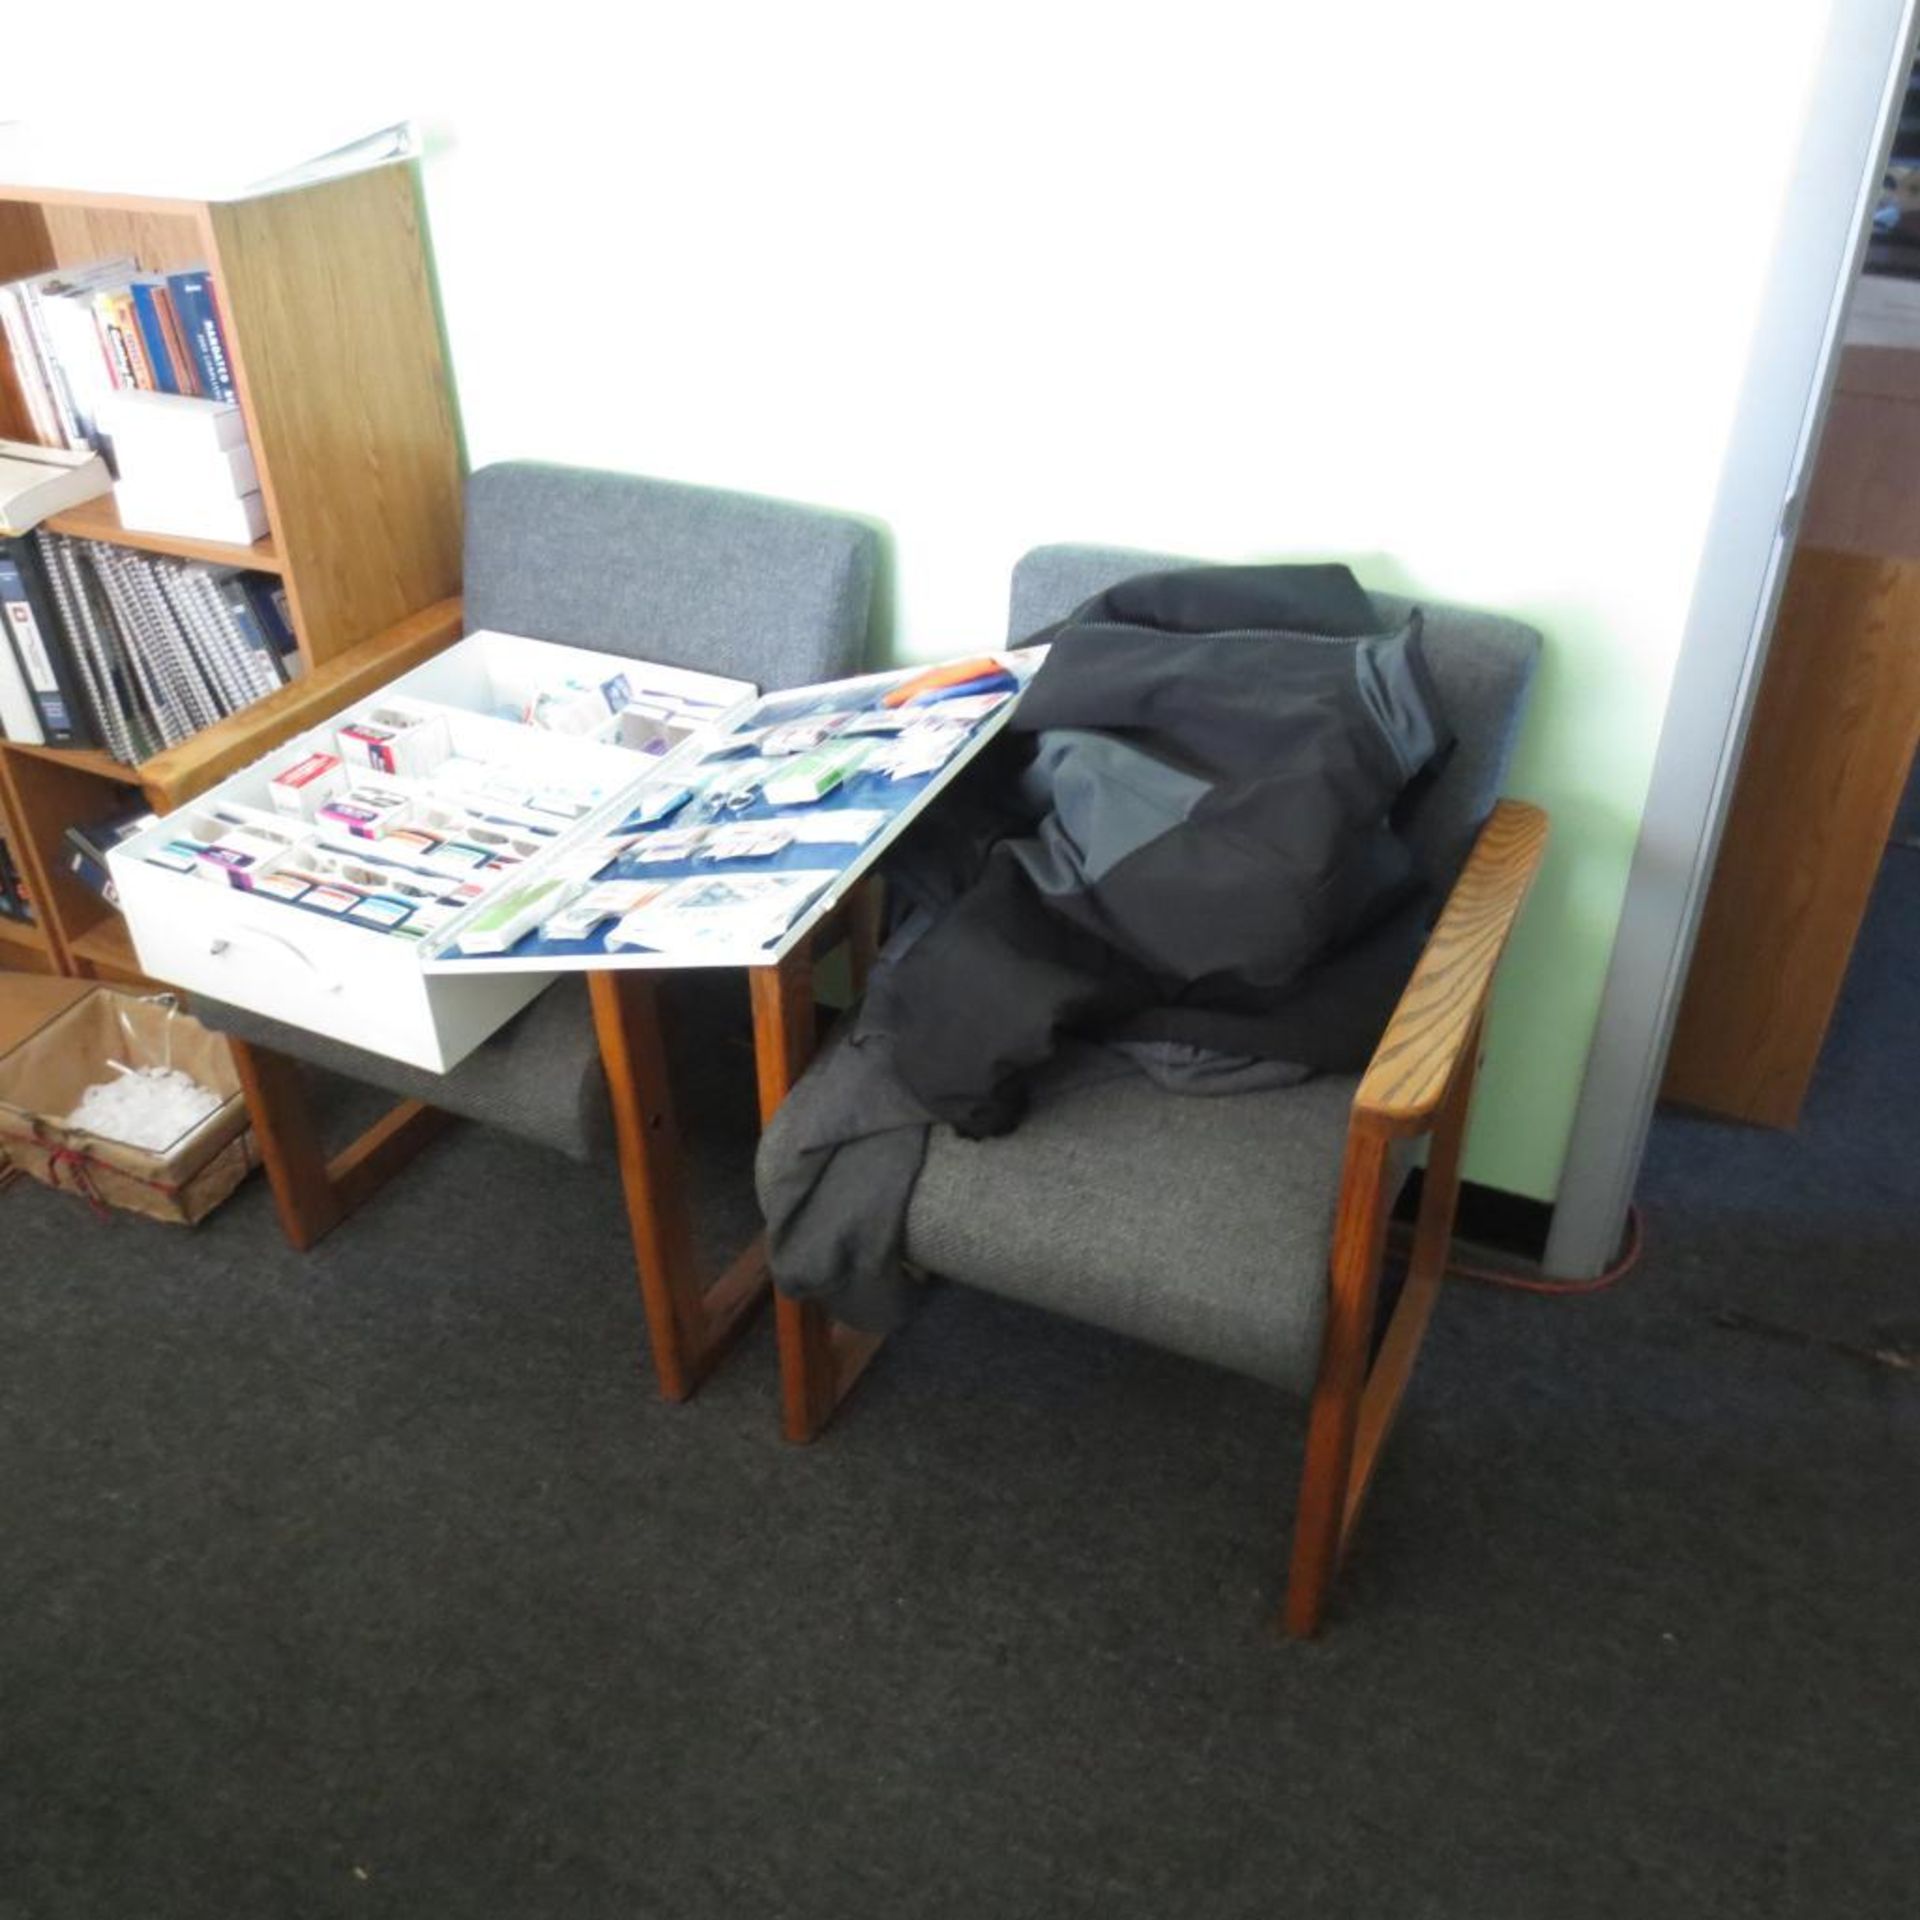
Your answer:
0;255;246;458
0;531;295;763
0;440;113;537
63;798;155;907
164;271;236;405
129;278;193;397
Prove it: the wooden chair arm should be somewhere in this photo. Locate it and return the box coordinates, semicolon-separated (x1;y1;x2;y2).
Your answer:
1350;799;1549;1140
139;596;466;810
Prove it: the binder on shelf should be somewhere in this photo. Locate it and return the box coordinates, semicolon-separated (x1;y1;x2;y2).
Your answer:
191;569;274;701
163;566;247;710
84;544;189;747
212;571;288;694
0;535;98;745
241;574;296;663
17;530;290;763
37;534;133;765
113;546;221;735
63;542;164;763
0;598;43;742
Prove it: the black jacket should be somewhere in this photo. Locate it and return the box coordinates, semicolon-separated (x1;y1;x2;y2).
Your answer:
860;564;1453;1137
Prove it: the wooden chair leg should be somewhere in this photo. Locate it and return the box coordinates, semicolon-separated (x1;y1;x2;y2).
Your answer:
228;1036;343;1252
1284;1019;1486;1638
228;1036;452;1253
754;950;834;1441
750;946;888;1443
590;968;772;1402
1345;1023;1483;1516
1286;1127;1395;1638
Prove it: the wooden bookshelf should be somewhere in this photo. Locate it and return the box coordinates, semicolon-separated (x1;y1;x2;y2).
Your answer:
41;492;283;573
0;165;465;983
65;914;142;983
0;916;51;979
4;739;142;786
0;772;50;970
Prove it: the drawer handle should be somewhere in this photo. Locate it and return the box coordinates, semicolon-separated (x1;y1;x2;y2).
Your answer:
208;930;343;995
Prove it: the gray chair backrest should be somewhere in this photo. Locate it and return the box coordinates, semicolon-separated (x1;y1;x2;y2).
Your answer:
1007;543;1540;889
464;462;879;691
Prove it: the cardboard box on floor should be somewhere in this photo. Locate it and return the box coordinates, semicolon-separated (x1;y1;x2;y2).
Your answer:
0;984;257;1225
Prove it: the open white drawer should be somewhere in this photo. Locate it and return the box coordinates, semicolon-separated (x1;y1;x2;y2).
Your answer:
108;630;754;1073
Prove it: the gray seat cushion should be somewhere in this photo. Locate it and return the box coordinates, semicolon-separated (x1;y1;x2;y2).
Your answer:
195;980;614;1163
905;1071;1365;1394
196;970;761;1165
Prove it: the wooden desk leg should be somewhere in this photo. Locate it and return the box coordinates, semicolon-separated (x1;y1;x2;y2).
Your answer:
589;969;770;1401
753;943;887;1444
229;1037;344;1252
229;1036;454;1253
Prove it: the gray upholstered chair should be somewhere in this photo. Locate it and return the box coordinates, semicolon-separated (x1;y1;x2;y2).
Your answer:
777;544;1546;1637
203;463;878;1384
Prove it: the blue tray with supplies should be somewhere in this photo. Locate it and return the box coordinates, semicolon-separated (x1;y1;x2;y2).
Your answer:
420;654;1037;973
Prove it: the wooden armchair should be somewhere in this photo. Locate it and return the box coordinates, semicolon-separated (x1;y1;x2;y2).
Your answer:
188;463;880;1401
1286;794;1545;1634
767;545;1547;1636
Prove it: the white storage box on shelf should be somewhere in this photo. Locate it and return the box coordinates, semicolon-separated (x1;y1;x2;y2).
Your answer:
108;630;755;1073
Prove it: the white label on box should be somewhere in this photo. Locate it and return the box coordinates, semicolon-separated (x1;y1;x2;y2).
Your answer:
270;752;347;818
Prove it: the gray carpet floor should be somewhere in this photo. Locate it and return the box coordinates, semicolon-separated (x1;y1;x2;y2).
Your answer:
3;855;1917;1920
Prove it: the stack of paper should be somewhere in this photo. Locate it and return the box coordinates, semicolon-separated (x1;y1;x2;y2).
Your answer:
605;871;838;957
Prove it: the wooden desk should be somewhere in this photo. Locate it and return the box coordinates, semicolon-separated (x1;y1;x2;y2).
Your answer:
232;882;882;1418
167;648;1029;1419
583;887;882;1418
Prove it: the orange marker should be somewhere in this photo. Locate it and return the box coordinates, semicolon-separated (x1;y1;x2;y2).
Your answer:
881;656;1007;708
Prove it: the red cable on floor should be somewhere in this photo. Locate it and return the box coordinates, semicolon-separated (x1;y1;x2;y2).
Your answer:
1444;1204;1646;1296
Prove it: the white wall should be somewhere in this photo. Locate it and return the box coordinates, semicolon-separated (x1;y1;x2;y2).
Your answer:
5;2;1838;1200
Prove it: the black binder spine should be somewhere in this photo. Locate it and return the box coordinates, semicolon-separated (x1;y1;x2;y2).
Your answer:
0;534;97;747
